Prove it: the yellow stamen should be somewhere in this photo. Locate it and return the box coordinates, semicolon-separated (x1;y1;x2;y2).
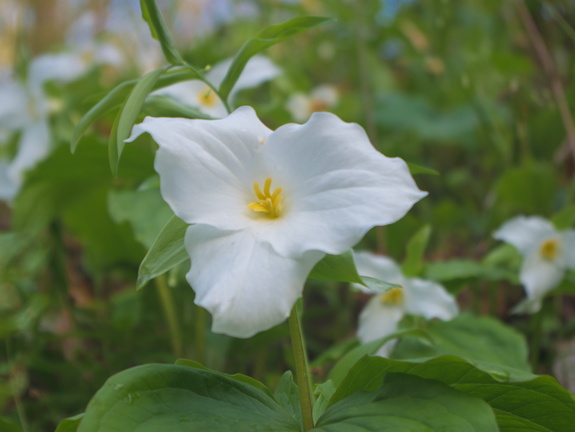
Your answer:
247;177;284;219
197;86;218;107
539;238;559;261
380;287;404;306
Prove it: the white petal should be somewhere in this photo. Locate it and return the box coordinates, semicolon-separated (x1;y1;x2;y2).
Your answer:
351;251;405;293
560;230;575;269
7;121;51;184
0;79;28;127
357;295;403;357
403;278;458;320
0;160;18;202
251;112;427;257
310;85;338;107
29;53;87;85
127;107;272;230
494;216;557;255
185;225;324;338
519;249;565;312
285;93;311;123
207;55;280;93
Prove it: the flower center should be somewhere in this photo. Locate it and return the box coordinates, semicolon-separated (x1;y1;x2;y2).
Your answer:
539;238;559;261
197;86;218;107
380;287;404;306
247;177;284;219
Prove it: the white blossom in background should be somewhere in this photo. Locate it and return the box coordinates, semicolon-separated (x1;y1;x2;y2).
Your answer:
286;84;339;123
128;106;426;338
0;46;116;202
494;216;575;313
352;251;458;357
154;55;280;118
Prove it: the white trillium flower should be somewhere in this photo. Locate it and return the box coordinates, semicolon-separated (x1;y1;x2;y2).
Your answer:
494;216;575;313
0;46;120;203
154;55;280;118
353;251;459;357
128;106;427;338
286;84;339;123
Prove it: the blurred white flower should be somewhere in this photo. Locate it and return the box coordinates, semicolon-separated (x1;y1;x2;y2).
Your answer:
128;106;426;338
494;216;575;313
286;84;338;123
0;49;104;202
353;251;458;357
154;55;280;118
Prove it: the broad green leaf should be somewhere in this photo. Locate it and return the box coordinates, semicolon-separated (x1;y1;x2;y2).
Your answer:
110;67;167;175
328;355;575;432
77;363;300;432
108;188;173;248
312;380;336;423
137;215;189;288
219;17;333;101
328;329;431;386
314;373;498;431
71;69;200;152
143;95;212;119
0;417;22;432
401;224;431;277
393;314;532;376
274;371;302;428
175;358;274;398
309;250;362;283
55;414;84;432
140;0;184;65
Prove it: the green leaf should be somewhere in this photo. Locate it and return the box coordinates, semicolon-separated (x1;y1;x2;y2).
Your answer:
137;215;189;289
219;17;333;102
393;314;532;377
55;414;84;432
407;162;440;176
140;0;184;65
71;69;200;152
0;417;23;432
314;373;498;431
77;363;300;432
328;329;431;386
108;188;173;249
312;380;336;423
110;67;167;175
401;224;431;277
274;371;302;428
175;358;274;399
71;80;134;152
328;355;575;432
309;250;362;283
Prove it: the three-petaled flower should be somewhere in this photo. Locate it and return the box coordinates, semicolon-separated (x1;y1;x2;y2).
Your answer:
129;106;427;337
494;216;575;313
352;251;459;357
154;55;280;118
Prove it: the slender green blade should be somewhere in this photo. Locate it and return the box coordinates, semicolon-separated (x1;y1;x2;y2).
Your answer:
140;0;184;65
219;16;333;101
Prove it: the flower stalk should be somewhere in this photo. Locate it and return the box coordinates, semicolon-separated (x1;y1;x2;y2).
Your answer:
288;304;314;431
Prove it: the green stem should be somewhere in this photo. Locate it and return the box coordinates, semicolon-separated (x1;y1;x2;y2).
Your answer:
155;274;183;358
288;305;314;431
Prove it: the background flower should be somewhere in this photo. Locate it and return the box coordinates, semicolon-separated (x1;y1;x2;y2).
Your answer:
128;106;426;337
494;216;575;313
154;55;280;118
286;84;338;122
353;251;459;357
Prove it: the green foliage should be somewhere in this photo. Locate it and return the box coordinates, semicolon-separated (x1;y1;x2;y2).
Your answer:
218;17;334;102
139;0;184;65
329;356;575;432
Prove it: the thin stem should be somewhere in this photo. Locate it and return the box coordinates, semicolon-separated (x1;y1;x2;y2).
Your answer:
155;274;183;358
288;305;314;431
